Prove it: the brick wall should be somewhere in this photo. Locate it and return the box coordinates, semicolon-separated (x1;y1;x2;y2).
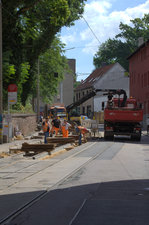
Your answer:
11;114;37;136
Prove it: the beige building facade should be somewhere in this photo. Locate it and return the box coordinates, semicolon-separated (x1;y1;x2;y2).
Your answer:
54;59;75;107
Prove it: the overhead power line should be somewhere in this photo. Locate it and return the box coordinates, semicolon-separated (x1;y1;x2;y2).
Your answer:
64;45;99;51
82;16;101;45
76;72;90;77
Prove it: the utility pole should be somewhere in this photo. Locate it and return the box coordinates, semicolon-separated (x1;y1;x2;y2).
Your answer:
0;0;3;144
37;58;40;124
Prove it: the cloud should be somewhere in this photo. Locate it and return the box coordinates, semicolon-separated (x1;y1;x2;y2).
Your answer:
61;30;77;45
85;0;112;15
81;0;149;54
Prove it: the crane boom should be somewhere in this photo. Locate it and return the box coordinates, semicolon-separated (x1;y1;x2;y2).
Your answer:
66;89;127;113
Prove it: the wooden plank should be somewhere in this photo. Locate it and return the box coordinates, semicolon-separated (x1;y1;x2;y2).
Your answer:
22;143;56;148
47;137;76;144
30;136;43;139
20;142;56;154
20;148;54;152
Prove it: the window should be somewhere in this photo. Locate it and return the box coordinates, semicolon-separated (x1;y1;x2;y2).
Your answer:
131;72;133;85
145;73;147;87
144;49;147;59
138;74;140;86
144;101;146;114
144;73;146;87
82;107;85;115
142;74;143;88
77;106;80;115
87;105;91;118
76;93;78;101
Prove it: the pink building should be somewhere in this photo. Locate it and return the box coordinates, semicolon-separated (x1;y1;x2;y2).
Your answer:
128;39;149;126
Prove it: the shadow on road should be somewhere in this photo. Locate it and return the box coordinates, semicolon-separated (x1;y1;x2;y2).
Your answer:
90;132;149;146
1;179;149;225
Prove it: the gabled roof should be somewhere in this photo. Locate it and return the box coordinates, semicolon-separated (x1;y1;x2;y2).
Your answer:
75;63;115;91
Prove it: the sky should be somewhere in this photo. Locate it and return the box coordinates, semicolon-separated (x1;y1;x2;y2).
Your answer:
60;0;149;81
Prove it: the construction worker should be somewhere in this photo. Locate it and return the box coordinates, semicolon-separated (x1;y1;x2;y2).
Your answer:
42;117;51;144
78;126;89;143
61;120;71;138
73;123;82;145
51;116;61;136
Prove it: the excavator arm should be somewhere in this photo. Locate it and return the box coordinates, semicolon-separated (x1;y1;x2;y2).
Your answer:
66;89;127;120
66;90;97;113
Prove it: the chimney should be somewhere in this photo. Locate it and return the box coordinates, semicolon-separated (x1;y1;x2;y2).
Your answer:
138;37;144;47
101;62;107;67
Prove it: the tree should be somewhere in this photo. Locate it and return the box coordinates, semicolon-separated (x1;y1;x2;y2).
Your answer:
116;14;149;45
38;36;70;104
2;0;87;106
93;14;149;71
93;38;131;70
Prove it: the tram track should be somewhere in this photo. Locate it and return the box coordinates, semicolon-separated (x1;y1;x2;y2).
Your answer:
0;141;117;225
0;142;95;188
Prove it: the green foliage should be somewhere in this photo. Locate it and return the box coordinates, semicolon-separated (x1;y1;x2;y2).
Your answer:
39;36;69;104
2;0;87;107
3;52;16;85
116;14;149;44
74;81;81;89
17;62;30;100
93;14;149;71
94;39;131;70
10;97;34;114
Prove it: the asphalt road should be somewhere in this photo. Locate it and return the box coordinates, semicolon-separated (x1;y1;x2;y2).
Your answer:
0;134;149;225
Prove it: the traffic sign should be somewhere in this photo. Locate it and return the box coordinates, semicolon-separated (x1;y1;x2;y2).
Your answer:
8;84;17;104
8;84;17;92
8;92;17;104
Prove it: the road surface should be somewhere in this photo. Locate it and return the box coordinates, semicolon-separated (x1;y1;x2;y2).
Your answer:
0;134;149;225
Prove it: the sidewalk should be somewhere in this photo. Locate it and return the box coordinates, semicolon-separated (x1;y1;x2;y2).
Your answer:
0;130;148;155
0;132;78;156
0;132;42;154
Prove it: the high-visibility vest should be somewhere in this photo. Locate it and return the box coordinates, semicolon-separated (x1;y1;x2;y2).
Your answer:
43;122;50;133
61;125;69;137
78;126;88;134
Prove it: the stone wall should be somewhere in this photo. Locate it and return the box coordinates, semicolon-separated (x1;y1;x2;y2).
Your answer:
10;114;37;136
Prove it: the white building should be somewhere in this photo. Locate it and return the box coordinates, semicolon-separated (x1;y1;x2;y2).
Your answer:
74;62;129;118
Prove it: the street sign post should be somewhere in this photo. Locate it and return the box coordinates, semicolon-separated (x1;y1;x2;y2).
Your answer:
7;84;17;142
8;84;17;105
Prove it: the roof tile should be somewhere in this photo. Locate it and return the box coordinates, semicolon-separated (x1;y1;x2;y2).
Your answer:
76;63;115;91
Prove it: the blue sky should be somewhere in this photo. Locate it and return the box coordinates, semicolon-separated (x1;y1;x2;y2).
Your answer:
60;0;149;81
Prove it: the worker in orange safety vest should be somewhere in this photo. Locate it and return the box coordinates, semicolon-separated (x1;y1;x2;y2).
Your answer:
51;116;61;136
42;117;51;143
61;120;71;138
78;126;89;143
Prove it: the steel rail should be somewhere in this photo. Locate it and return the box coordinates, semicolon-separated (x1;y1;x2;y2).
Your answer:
0;142;115;225
0;142;95;190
